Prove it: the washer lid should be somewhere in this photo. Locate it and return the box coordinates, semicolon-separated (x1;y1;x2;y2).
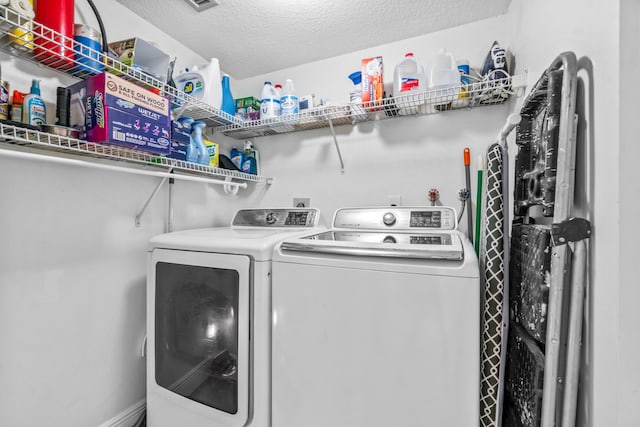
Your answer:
280;229;464;260
149;209;323;260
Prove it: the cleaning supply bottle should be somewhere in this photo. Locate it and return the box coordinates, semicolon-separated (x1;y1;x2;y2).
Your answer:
220;74;235;118
260;81;280;120
191;121;209;166
173;58;222;110
280;79;299;117
428;49;459;91
242;140;258;175
393;52;426;115
230;146;244;170
11;90;24;122
22;79;46;125
348;71;362;104
428;49;460;109
179;116;199;164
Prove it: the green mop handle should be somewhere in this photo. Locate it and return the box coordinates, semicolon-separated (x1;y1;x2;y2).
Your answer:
474;155;483;256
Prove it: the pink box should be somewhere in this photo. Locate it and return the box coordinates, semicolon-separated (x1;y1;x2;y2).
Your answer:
69;73;171;155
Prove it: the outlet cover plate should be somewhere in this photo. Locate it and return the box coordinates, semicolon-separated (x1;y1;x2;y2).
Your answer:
293;198;311;208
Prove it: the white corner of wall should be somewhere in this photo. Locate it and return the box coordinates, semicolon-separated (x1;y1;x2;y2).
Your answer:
98;399;146;427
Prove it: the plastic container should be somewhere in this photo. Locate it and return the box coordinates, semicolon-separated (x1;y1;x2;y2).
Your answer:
230;146;244;170
260;81;280;120
242;140;258;175
11;90;24;122
220;74;235;118
22;79;46;125
348;71;362;104
74;24;103;74
0;77;9;120
178;116;199;164
428;49;461;109
173;58;222;109
393;53;426;115
428;49;460;90
280;79;299;117
8;0;34;51
191;121;210;165
34;0;74;70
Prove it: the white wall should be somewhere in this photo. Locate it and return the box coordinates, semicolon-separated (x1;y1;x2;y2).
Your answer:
506;0;622;425
223;16;512;232
618;1;640;426
0;1;261;426
0;1;633;426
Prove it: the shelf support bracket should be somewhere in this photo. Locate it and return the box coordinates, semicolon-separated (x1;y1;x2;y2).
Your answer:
327;118;345;174
135;169;173;227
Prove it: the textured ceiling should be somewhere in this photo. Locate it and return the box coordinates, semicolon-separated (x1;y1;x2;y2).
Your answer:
115;0;512;79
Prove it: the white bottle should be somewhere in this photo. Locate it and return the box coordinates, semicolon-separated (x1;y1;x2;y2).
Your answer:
393;52;426;115
260;81;281;120
428;49;459;91
428;49;460;109
173;58;222;110
280;79;299;117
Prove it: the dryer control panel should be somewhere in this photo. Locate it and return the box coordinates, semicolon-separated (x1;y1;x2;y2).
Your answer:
333;207;457;231
232;208;320;228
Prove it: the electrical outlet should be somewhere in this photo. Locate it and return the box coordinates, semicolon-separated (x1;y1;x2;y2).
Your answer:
388;195;402;207
293;198;311;208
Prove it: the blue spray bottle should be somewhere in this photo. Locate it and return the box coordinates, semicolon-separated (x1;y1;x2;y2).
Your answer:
178;116;199;164
191;121;209;166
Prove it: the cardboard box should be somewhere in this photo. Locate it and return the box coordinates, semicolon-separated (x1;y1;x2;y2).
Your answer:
234;96;260;111
204;139;219;167
361;56;384;110
108;37;170;83
169;120;191;161
69;72;171;155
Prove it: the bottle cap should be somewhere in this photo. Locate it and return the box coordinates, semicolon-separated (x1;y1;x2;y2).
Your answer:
405;52;414;57
348;71;362;85
30;79;41;95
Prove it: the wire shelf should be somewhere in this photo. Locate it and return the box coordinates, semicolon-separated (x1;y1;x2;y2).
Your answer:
217;75;526;139
0;122;268;183
0;5;240;127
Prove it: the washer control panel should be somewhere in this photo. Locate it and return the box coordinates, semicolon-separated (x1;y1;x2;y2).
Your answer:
333;207;457;231
233;208;320;227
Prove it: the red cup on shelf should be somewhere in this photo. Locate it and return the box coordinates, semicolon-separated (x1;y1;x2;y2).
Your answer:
34;0;75;70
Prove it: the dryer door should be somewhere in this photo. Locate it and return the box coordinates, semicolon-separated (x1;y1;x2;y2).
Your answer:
148;249;250;427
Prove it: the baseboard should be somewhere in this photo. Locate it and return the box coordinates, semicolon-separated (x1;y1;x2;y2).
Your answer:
98;399;146;427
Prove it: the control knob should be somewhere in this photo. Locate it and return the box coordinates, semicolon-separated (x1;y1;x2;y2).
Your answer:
265;212;277;224
382;212;396;226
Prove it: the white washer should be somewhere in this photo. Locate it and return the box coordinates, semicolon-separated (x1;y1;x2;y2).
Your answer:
146;208;322;427
271;207;480;427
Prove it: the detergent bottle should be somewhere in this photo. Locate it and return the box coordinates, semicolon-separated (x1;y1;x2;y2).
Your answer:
230;146;244;170
427;49;460;109
241;140;258;175
191;121;210;166
173;58;223;110
260;81;280;120
428;49;459;91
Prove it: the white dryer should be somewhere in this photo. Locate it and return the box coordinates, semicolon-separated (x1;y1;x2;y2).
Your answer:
146;208;322;427
271;207;480;427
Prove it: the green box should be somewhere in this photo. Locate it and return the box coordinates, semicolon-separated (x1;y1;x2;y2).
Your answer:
234;97;260;111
